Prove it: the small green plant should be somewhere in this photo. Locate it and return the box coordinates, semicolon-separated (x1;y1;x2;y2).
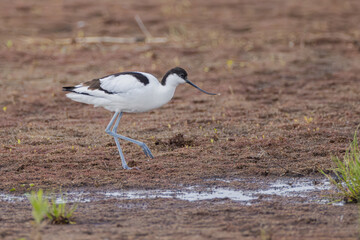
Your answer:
28;189;49;240
28;189;77;224
321;130;360;203
28;189;49;225
47;193;77;224
260;228;272;240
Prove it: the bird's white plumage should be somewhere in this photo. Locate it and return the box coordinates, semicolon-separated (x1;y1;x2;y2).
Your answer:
66;72;177;113
100;72;154;94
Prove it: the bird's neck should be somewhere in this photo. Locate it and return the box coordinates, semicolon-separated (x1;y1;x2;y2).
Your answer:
162;82;177;96
155;83;177;106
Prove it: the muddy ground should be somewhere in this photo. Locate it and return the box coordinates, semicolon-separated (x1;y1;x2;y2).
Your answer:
1;0;360;239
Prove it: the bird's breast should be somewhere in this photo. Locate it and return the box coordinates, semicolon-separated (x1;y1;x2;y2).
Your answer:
119;84;176;113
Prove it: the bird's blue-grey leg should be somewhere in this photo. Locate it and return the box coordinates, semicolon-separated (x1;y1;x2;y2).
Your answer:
105;112;131;170
111;112;154;159
105;111;120;133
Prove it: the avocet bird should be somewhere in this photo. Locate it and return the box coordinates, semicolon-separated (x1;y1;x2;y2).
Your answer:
63;67;216;169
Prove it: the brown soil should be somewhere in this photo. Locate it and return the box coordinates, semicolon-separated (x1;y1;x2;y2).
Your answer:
1;0;360;239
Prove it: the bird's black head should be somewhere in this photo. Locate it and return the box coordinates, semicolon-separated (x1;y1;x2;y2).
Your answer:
161;67;188;85
161;66;217;95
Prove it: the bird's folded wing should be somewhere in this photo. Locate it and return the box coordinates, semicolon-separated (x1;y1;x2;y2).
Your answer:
99;74;148;94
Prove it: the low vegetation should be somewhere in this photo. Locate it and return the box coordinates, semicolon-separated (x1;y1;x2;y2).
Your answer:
321;130;360;203
28;189;49;225
28;189;77;224
47;195;77;224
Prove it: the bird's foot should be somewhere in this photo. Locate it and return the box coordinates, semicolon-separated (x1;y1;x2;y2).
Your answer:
122;165;140;170
123;165;132;170
140;144;154;159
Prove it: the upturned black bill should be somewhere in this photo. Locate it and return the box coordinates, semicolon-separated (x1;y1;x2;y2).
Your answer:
186;79;217;95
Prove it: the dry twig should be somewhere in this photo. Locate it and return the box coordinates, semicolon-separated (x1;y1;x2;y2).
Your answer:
135;14;153;39
23;36;167;45
22;15;167;46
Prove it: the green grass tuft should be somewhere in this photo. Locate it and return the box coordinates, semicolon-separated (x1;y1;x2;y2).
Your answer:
321;130;360;203
28;189;49;225
47;193;77;224
28;189;77;225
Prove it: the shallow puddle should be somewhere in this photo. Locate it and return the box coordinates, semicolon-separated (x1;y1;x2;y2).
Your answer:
0;178;334;205
257;179;330;197
0;193;26;202
105;187;256;202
